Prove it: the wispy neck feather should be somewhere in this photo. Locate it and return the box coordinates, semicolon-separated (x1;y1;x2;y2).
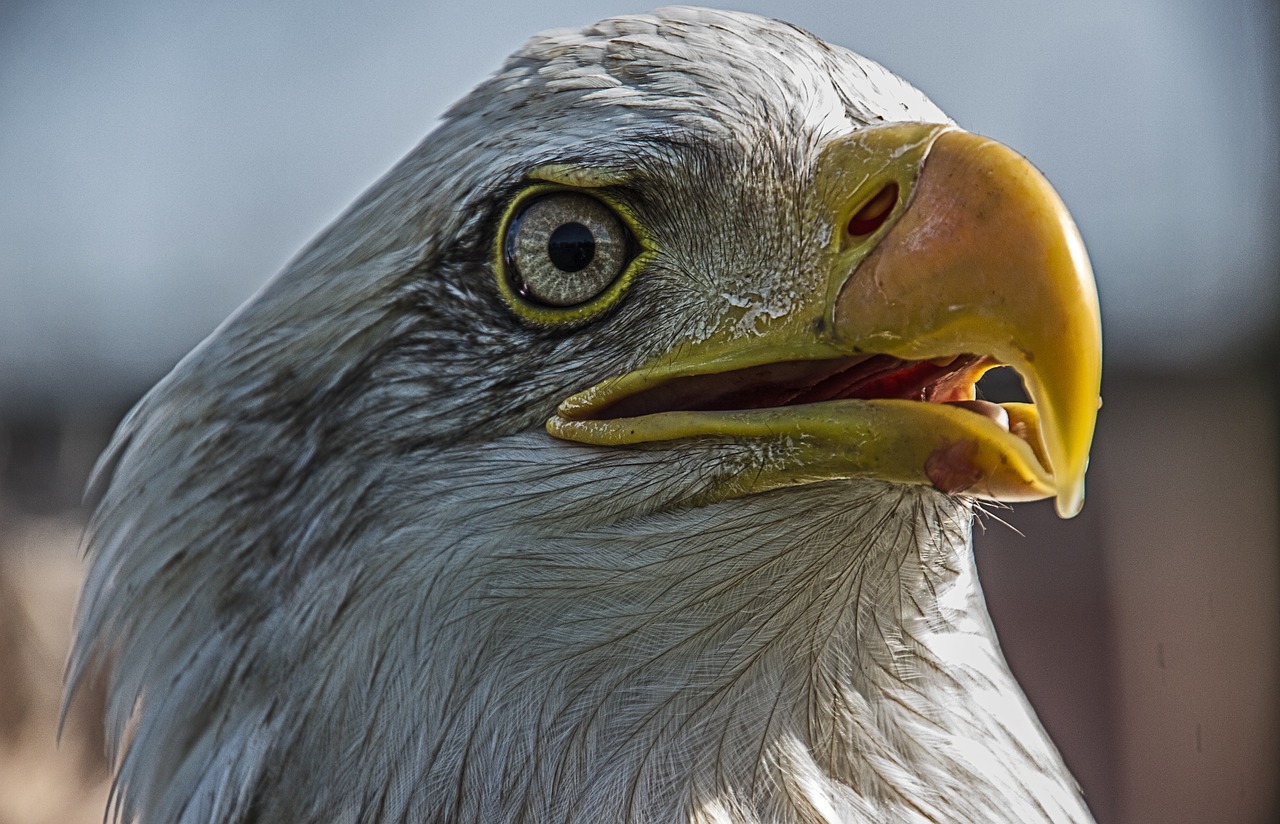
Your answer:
75;432;1091;824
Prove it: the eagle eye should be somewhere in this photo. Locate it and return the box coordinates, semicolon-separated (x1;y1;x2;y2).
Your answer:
503;192;632;309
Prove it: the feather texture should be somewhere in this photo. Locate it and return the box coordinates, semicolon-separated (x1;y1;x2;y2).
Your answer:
68;7;1093;823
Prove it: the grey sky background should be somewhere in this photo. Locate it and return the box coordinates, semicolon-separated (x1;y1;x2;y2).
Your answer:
2;0;1277;409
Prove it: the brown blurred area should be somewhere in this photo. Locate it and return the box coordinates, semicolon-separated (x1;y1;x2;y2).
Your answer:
976;367;1280;823
2;365;1277;823
0;415;116;824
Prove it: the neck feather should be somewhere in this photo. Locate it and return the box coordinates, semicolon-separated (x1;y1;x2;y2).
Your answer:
81;433;1092;824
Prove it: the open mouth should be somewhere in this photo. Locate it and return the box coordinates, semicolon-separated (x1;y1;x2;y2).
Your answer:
549;351;1056;503
576;353;1038;450
591;353;1000;420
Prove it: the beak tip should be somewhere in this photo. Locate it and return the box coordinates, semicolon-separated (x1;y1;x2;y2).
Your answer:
1054;482;1086;519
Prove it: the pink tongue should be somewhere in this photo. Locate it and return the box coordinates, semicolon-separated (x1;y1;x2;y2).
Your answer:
944;399;1010;431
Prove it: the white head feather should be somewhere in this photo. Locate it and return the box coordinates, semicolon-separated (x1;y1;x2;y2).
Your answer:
68;8;1092;824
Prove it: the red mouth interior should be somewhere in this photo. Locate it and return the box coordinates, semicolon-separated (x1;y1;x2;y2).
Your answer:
594;354;987;420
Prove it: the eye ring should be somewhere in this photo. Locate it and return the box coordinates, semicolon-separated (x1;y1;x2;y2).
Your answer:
495;186;645;325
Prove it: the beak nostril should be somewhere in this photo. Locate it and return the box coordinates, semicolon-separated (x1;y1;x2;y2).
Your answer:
847;182;899;237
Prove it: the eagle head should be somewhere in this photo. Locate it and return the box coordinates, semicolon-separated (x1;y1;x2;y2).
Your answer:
69;7;1101;824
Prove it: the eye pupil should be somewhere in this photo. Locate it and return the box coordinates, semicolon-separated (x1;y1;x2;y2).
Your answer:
547;222;596;273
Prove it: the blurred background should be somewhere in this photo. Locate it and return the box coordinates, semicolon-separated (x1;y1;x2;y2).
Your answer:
1;1;1277;822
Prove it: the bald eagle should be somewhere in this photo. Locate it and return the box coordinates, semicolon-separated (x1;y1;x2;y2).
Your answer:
67;8;1101;824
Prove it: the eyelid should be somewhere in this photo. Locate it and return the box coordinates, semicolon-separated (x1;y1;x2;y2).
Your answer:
527;163;634;188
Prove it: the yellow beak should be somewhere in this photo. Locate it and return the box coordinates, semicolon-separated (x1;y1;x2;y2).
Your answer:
549;125;1102;518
